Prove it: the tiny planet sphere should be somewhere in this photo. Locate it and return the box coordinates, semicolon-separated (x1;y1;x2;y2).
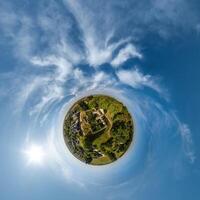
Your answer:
63;95;134;165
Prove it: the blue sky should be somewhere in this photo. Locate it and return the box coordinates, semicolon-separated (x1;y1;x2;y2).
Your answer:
0;0;200;200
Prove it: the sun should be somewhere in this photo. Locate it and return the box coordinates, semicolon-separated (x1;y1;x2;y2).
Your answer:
23;144;45;165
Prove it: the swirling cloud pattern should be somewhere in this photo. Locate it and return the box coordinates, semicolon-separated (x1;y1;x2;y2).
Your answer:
0;0;198;199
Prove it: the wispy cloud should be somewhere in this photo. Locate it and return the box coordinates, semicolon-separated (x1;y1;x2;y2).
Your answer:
116;67;163;95
64;0;134;67
31;55;72;82
111;44;142;67
69;69;116;95
179;123;195;163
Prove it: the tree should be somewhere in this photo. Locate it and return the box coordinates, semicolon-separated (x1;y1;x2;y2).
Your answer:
85;156;92;164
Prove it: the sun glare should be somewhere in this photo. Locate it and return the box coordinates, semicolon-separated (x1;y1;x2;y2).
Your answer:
24;144;45;165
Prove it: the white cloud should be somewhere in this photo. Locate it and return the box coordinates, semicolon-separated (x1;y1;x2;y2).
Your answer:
179;123;195;163
84;36;131;67
31;55;72;82
111;44;142;67
64;0;132;67
70;69;116;95
89;71;115;90
116;68;162;94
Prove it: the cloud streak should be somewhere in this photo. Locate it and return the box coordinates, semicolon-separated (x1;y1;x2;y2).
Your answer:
116;67;164;95
111;44;142;67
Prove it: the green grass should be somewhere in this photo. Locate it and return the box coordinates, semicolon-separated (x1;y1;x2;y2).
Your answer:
91;155;111;165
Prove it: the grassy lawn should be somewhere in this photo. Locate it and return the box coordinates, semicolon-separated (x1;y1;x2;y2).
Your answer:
91;155;111;165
